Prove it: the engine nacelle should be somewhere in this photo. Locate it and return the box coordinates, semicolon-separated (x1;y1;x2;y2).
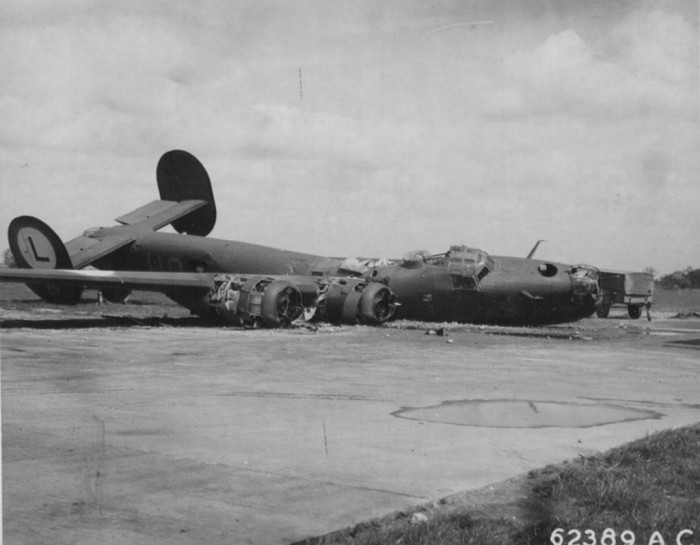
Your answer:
206;275;396;328
322;278;396;325
207;275;304;328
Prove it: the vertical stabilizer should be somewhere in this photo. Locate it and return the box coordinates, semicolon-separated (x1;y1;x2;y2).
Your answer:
156;150;217;237
8;216;83;303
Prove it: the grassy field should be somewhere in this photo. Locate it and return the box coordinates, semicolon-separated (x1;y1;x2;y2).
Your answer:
311;425;700;545
653;289;700;312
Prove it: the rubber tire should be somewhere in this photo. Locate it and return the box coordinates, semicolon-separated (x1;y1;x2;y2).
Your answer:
628;305;642;319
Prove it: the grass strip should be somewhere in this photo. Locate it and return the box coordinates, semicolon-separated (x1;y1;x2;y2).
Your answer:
305;423;700;545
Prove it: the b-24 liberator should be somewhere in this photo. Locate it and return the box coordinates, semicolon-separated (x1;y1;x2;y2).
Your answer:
1;150;602;328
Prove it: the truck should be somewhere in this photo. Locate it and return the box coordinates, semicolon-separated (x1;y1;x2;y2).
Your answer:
595;271;654;319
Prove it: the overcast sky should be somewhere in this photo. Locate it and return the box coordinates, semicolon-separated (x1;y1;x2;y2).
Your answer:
1;0;698;274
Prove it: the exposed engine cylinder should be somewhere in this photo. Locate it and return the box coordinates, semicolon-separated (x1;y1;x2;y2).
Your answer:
207;275;304;327
568;265;601;309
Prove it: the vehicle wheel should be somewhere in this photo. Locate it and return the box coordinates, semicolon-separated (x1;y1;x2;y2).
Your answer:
628;305;642;319
596;304;610;318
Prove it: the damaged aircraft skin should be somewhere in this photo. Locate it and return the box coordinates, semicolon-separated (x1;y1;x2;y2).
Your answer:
1;150;601;328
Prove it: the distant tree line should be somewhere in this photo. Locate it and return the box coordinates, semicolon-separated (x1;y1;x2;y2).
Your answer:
2;248;16;268
656;266;700;289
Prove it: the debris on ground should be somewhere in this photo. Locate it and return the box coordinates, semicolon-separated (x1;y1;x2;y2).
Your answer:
673;311;700;319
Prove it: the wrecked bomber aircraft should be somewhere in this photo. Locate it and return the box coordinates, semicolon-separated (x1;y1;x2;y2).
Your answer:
1;150;601;328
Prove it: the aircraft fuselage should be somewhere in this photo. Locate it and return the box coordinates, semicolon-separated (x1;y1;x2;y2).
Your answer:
374;256;596;325
88;231;597;326
4;151;601;327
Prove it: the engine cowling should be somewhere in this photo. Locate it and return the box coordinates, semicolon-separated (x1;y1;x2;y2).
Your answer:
206;275;396;328
256;280;305;327
323;278;397;325
207;275;304;327
357;281;396;324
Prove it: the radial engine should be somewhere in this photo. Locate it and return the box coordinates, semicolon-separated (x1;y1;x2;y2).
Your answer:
205;274;397;328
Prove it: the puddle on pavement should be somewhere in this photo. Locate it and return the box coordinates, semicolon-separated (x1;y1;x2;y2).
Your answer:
393;400;663;428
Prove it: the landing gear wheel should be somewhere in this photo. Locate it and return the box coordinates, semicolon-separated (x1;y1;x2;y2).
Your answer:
627;305;642;319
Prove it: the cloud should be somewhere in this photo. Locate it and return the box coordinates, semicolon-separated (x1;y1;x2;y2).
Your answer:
608;8;697;84
0;17;186;154
0;0;697;272
488;7;697;120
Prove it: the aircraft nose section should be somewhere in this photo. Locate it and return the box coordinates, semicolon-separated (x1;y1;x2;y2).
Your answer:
568;264;601;309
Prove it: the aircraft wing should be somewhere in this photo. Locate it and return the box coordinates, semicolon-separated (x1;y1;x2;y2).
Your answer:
0;268;399;327
0;268;213;293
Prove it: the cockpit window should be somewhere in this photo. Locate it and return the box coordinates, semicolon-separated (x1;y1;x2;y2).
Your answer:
446;245;494;290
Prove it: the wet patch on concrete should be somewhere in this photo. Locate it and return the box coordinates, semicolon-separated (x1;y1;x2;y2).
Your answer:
393;400;664;428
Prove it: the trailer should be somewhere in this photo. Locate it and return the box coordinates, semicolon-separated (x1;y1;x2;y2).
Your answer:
596;271;654;319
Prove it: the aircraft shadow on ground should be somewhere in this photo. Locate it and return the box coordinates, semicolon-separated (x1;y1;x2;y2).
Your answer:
0;315;211;330
665;338;700;350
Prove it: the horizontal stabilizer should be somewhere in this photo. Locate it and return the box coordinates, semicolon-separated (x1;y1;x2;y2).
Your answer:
68;232;137;269
65;199;207;269
114;199;207;230
0;268;213;293
7;150;218;288
64;236;100;258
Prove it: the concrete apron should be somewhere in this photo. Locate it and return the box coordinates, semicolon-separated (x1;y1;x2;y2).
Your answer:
2;321;699;545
